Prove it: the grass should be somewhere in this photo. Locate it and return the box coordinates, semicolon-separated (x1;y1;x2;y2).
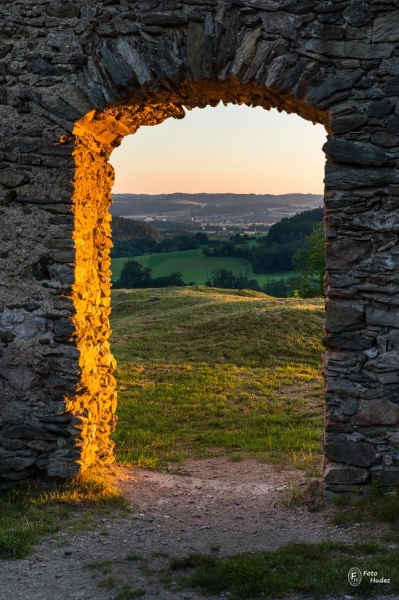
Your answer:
1;286;324;560
110;287;324;470
115;588;146;599
6;280;399;595
170;542;399;598
98;575;117;588
333;484;399;543
0;467;127;559
84;556;148;598
111;250;297;287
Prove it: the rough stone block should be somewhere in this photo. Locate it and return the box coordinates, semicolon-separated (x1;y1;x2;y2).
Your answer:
305;39;393;59
308;70;364;106
323;139;390;167
355;400;399;426
372;467;399;486
261;11;297;39
366;307;399;328
343;3;373;27
324;441;375;468
324;463;369;485
367;350;399;373
330;112;368;134
0;170;29;188
372;11;399;43
325;302;365;334
325;164;399;189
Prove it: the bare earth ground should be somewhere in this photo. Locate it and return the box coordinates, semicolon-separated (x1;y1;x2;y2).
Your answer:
0;458;395;600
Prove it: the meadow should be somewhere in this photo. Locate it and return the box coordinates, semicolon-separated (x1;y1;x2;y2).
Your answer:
4;286;399;600
109;291;399;600
1;286;324;559
111;249;297;287
110;286;324;471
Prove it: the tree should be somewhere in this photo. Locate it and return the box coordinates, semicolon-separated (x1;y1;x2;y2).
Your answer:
234;272;260;291
206;268;237;289
194;231;209;245
115;261;188;289
116;260;152;288
205;268;260;292
151;272;186;287
263;278;295;298
292;223;325;298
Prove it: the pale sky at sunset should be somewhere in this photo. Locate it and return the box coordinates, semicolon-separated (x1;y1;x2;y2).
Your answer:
109;103;327;195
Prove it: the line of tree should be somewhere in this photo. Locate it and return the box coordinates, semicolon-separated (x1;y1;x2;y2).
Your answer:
114;222;325;297
205;268;261;291
112;229;209;259
111;210;323;273
114;260;190;289
204;268;296;297
111;213;325;297
204;223;325;298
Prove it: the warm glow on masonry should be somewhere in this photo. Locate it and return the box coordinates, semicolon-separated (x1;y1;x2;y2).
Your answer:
71;104;185;470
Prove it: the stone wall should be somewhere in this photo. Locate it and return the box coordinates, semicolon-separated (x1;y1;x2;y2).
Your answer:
1;0;399;495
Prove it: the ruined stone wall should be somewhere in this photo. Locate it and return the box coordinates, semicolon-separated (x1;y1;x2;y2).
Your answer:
1;0;399;495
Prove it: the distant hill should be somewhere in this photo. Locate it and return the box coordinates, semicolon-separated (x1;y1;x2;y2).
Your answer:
111;216;162;241
265;207;324;246
110;192;323;222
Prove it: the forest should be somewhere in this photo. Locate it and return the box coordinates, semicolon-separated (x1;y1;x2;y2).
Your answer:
111;208;325;297
203;208;323;273
111;208;323;274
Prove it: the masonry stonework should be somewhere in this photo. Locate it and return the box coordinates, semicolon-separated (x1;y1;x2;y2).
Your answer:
1;0;399;495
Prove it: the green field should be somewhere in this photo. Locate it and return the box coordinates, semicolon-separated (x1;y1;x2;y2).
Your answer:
110;287;324;470
111;249;297;286
4;286;399;595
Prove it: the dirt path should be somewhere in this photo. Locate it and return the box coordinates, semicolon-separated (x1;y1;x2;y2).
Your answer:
0;458;395;600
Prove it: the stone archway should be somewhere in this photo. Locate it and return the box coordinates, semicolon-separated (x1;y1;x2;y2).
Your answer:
1;1;399;495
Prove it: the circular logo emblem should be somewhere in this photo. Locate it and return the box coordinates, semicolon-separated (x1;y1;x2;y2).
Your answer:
348;567;362;586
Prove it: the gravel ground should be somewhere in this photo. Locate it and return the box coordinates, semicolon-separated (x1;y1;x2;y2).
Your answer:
0;458;396;600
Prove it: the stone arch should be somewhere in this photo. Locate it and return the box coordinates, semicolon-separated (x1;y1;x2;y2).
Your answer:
1;1;399;495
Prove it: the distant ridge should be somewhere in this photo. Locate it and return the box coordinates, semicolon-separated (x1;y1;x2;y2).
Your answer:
112;192;322;201
111;192;323;221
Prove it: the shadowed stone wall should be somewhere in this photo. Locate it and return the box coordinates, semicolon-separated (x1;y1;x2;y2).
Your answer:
1;0;399;496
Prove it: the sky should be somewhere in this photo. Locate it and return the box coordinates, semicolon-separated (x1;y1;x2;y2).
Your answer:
109;103;327;195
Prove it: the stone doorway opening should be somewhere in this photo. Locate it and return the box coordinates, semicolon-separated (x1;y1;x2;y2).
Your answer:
70;84;329;486
106;99;327;482
2;2;399;492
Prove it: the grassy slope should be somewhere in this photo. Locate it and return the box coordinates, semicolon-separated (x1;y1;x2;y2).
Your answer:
111;251;297;286
109;288;399;599
110;287;324;470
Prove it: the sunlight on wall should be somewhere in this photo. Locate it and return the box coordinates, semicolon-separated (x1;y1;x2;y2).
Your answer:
70;104;183;469
109;104;326;195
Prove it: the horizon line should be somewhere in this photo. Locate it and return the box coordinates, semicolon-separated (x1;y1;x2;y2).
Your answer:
112;191;324;196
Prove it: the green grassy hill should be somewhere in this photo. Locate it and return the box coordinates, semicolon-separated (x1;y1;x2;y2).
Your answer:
110;287;324;471
111;250;297;286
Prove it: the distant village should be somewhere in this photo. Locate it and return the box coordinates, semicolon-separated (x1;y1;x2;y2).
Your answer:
111;192;323;236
